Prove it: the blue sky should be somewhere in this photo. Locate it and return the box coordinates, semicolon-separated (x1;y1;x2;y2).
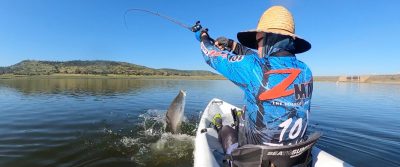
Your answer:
0;0;399;76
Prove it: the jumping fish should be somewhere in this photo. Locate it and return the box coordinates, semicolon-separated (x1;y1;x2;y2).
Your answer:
165;90;186;134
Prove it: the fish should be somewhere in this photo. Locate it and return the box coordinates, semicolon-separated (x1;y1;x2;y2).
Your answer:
165;90;186;134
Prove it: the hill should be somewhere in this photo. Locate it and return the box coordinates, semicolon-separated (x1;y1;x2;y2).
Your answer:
0;60;219;77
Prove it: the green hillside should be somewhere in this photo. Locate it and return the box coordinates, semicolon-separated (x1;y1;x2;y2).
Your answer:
0;60;218;76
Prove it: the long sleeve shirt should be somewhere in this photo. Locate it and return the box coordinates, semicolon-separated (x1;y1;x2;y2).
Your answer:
199;36;313;145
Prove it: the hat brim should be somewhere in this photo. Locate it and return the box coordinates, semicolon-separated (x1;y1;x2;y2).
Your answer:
237;30;311;54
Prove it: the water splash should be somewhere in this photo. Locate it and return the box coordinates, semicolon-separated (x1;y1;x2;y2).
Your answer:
139;109;167;136
120;136;140;147
92;109;198;166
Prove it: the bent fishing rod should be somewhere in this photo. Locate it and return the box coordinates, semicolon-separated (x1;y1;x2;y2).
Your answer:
124;8;209;37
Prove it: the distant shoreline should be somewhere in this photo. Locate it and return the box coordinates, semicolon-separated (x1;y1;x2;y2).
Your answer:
314;75;400;84
2;60;398;84
1;74;399;84
0;74;225;80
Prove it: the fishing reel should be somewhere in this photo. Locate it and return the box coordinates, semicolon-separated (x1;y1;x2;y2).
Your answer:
193;21;232;51
191;21;210;33
191;21;202;32
192;21;215;44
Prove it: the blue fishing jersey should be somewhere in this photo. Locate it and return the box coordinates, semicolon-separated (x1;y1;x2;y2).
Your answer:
198;37;313;145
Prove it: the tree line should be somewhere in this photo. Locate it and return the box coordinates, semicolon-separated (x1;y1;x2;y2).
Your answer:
0;60;218;76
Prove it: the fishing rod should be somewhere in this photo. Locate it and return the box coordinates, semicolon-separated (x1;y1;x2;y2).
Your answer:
124;8;203;32
124;8;220;49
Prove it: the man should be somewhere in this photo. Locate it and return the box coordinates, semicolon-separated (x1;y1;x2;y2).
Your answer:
195;6;313;153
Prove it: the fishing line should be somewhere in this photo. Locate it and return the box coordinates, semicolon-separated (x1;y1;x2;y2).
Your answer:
124;8;192;31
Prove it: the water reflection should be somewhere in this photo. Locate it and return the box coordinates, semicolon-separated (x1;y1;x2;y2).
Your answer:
0;78;189;95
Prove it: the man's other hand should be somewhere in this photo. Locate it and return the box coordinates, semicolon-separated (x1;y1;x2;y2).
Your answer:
215;37;234;51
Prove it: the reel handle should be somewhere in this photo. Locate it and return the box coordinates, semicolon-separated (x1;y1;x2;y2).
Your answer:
191;21;203;32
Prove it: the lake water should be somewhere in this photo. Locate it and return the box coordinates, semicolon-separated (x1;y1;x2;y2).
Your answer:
0;78;399;167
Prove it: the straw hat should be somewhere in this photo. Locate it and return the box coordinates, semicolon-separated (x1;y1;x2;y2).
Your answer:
237;6;311;54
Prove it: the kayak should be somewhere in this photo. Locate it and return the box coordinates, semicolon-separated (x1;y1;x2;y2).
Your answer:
194;98;353;167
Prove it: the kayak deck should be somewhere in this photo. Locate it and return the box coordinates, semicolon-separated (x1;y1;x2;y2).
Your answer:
194;98;353;167
195;99;239;167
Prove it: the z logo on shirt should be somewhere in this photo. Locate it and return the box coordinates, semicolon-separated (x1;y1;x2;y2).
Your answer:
258;69;301;100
